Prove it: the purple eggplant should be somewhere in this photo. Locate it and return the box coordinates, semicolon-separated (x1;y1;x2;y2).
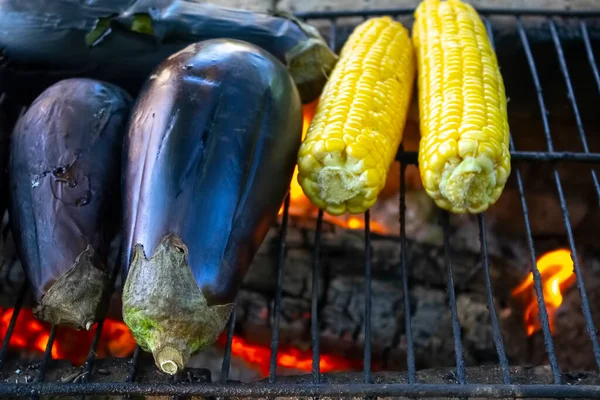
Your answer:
121;39;302;374
0;0;337;105
9;78;132;329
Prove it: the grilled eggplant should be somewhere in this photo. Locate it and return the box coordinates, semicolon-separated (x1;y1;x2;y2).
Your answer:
9;78;132;329
122;39;302;374
0;0;336;104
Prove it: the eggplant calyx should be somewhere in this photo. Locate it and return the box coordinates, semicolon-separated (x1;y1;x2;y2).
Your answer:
286;35;338;104
122;235;234;375
33;245;110;330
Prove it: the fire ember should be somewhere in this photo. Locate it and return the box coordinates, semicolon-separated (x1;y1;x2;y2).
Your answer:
217;335;356;376
0;308;135;365
0;304;356;378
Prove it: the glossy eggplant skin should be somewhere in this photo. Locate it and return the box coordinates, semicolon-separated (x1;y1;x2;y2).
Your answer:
9;78;132;329
121;39;302;374
0;0;336;105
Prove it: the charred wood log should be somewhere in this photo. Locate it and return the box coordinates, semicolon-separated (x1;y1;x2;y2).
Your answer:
237;226;530;371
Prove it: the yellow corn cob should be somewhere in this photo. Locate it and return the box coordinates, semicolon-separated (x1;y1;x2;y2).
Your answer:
296;17;416;216
413;0;511;214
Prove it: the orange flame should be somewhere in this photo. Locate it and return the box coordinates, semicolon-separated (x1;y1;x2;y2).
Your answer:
278;100;389;235
278;100;317;217
0;308;136;364
221;334;354;376
512;249;576;336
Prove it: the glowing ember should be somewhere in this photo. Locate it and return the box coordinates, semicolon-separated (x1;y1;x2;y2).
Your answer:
0;308;136;364
2;306;355;375
512;249;576;336
220;334;354;376
279;100;390;235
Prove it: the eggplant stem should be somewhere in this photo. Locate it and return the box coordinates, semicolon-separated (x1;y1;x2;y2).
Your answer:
156;346;184;375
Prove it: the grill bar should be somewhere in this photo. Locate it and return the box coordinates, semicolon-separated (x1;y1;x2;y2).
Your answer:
363;211;372;385
124;346;141;387
478;215;511;384
441;212;466;384
296;7;600;19
220;308;236;382
399;154;416;383
517;15;600;371
81;320;106;377
328;18;337;50
493;16;566;383
516;19;555;152
4;382;600;398
512;147;562;382
268;195;290;383
0;283;27;372
553;171;600;370
29;326;56;400
81;250;123;382
395;150;600;165
311;210;324;387
580;21;600;95
548;19;600;205
34;325;56;384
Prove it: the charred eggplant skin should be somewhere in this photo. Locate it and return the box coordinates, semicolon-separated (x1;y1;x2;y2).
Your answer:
0;0;336;104
122;39;302;374
9;78;132;329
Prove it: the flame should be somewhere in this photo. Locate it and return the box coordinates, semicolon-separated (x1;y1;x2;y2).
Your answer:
221;334;354;376
0;308;136;364
512;249;576;336
278;100;317;217
278;100;389;235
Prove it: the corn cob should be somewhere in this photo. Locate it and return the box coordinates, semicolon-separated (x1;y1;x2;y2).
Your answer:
413;0;511;214
297;17;416;216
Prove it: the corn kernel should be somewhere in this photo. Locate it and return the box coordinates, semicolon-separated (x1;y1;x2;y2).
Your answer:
325;138;347;152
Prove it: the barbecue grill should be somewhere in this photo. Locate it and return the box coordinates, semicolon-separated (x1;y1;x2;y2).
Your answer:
0;5;600;399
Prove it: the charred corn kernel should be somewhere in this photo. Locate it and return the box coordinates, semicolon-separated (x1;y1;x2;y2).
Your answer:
413;0;511;214
297;16;415;216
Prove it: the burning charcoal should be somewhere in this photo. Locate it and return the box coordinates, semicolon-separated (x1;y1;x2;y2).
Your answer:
0;0;336;104
121;39;302;375
9;78;132;330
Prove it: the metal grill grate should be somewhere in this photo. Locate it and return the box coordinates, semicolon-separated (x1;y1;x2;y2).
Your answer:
0;6;600;398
